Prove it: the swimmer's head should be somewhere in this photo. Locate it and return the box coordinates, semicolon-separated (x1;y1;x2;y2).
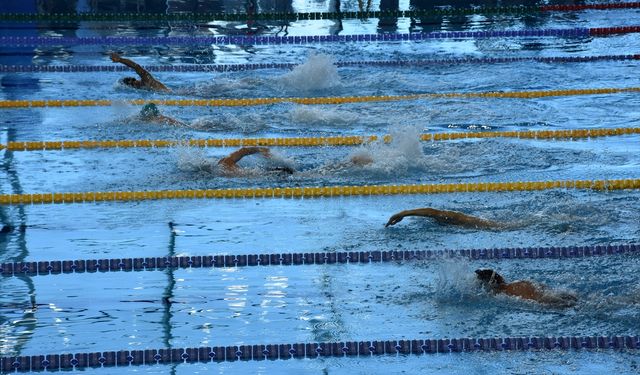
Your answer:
140;103;160;119
121;77;139;87
475;269;505;286
269;166;295;175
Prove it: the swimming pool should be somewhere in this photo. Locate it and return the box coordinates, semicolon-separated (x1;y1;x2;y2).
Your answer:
1;0;640;373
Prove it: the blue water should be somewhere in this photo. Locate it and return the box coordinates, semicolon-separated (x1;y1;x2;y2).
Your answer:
1;0;640;373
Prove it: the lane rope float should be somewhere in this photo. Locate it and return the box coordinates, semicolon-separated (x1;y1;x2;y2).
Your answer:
2;244;636;278
0;179;639;206
2;54;638;73
1;26;639;47
1;3;639;22
1;87;639;109
2;128;639;152
2;335;638;372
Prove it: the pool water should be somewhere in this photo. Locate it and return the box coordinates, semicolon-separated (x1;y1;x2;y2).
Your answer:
1;0;640;373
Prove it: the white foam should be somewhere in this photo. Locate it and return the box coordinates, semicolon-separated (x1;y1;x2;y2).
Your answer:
188;112;267;133
346;124;428;174
432;258;481;303
277;53;341;93
289;106;358;126
175;146;217;174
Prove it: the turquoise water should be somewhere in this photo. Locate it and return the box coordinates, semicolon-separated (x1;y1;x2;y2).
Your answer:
1;0;640;373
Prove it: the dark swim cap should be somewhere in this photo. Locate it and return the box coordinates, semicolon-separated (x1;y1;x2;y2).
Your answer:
140;103;160;119
270;166;295;175
475;269;505;285
121;77;137;86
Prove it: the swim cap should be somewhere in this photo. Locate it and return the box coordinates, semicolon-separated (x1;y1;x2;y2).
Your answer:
475;269;505;285
140;103;160;119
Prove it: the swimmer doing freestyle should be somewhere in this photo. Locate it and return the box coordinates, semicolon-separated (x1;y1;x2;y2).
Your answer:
110;53;171;92
215;147;373;175
475;269;578;307
385;208;504;229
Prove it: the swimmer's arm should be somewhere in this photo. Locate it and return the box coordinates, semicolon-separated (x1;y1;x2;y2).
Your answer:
385;208;502;229
218;147;270;169
110;53;170;91
157;114;185;126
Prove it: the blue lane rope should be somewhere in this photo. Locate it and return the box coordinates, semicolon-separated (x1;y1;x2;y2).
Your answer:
2;335;638;372
0;27;596;47
1;244;636;278
1;54;638;73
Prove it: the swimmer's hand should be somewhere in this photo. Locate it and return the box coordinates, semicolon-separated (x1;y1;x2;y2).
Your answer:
110;53;122;62
258;147;271;158
385;212;405;227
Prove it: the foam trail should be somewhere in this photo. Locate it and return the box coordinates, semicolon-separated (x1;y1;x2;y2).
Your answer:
188;112;267;133
277;53;341;93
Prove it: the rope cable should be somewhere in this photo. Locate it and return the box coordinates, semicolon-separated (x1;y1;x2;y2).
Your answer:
1;87;638;109
2;335;638;372
2;54;638;74
0;179;638;206
2;244;636;278
2;127;639;152
1;2;638;22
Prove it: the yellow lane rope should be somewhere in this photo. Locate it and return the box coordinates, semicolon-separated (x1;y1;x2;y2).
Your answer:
1;179;638;205
1;87;639;108
1;128;638;151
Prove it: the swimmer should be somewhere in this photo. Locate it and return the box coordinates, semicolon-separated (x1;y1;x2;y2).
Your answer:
110;53;171;92
385;208;503;229
218;146;295;175
138;103;184;126
216;147;371;176
475;269;578;307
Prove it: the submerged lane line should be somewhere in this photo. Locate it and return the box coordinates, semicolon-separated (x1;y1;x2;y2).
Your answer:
0;179;638;206
1;87;639;109
2;244;636;278
2;127;639;151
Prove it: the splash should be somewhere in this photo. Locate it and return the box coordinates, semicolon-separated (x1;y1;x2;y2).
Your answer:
346;124;428;175
289;106;358;126
262;149;297;171
432;257;482;303
175;146;217;174
277;53;341;93
188;112;267;133
109;100;141;122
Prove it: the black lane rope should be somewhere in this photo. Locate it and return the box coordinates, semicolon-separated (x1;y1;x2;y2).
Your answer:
2;335;639;372
1;244;637;278
1;2;640;22
2;54;638;73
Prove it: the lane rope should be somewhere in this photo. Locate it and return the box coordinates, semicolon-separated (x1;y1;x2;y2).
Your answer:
2;127;639;152
0;27;631;47
0;179;639;206
1;2;639;22
1;87;638;109
2;244;636;278
1;27;638;47
2;335;638;372
2;54;638;74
